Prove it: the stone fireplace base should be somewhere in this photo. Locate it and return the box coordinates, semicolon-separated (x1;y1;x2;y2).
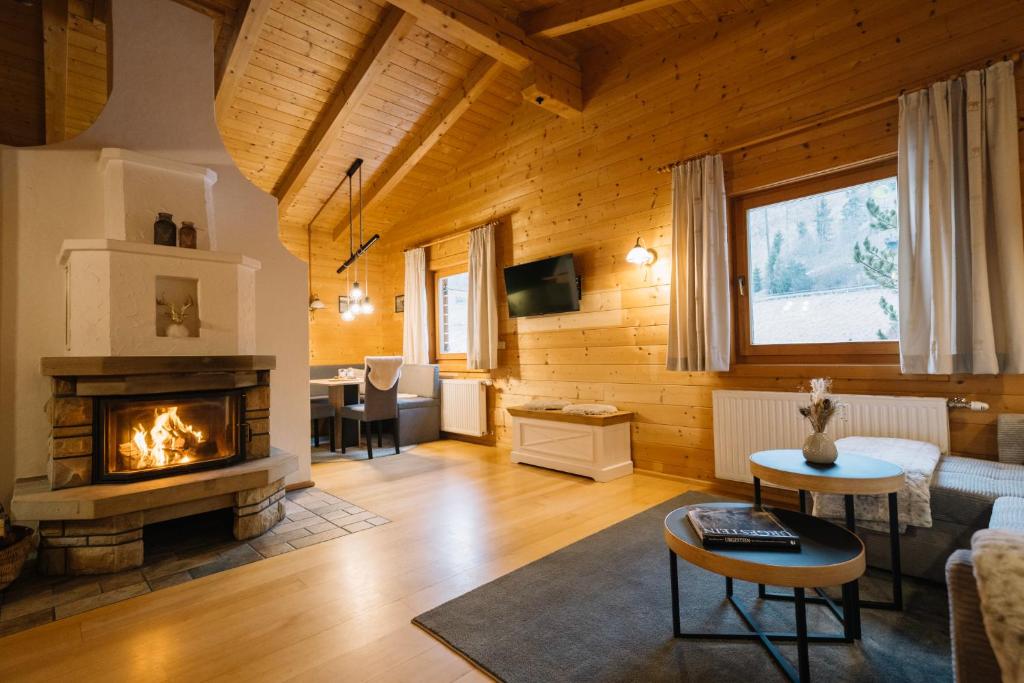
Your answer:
13;451;296;575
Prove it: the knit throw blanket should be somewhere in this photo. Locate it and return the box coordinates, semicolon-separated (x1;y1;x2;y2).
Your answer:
972;529;1024;683
365;356;403;391
811;436;941;533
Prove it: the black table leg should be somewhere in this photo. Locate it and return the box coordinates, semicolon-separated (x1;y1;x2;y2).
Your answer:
754;477;766;599
889;492;903;609
670;550;681;637
843;494;862;640
860;491;904;611
674;573;839;682
799;489;807;513
794;588;810;682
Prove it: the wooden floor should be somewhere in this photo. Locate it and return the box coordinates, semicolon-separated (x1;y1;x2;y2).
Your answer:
0;441;710;682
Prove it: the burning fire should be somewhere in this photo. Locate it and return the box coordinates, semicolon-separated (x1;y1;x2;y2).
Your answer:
119;406;206;469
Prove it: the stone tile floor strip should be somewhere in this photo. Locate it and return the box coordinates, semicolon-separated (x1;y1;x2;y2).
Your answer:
0;488;388;638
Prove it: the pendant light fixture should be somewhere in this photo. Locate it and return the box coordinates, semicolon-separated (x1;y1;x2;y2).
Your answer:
341;269;355;321
307;223;325;315
349;161;364;302
361;246;374;314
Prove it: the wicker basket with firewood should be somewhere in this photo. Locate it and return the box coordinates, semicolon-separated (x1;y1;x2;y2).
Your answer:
0;502;34;591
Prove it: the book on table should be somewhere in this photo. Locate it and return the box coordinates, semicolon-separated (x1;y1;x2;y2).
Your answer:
686;506;801;551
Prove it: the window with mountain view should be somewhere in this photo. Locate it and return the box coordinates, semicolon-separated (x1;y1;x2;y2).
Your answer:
738;168;899;352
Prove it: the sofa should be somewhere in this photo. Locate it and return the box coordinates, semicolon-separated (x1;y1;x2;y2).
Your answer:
859;453;1024;582
309;363;440;447
946;496;1024;682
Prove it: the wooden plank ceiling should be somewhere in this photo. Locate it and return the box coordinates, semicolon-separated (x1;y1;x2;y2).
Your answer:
0;0;771;260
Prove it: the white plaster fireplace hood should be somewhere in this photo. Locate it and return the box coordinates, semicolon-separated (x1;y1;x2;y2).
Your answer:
0;0;312;503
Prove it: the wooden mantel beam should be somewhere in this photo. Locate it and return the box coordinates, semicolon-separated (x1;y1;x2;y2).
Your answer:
275;7;416;218
214;0;273;121
385;0;582;118
42;0;69;144
523;0;682;38
331;57;504;240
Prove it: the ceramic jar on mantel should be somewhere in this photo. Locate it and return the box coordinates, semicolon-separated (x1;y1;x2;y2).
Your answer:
802;431;838;465
154;212;177;247
179;221;198;249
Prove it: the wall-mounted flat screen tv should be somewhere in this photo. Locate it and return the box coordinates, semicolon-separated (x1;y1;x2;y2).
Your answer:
503;254;580;318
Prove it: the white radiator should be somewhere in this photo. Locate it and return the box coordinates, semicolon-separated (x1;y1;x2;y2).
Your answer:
712;390;949;483
441;379;488;437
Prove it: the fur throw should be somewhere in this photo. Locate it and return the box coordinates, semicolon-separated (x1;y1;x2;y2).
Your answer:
972;528;1024;683
562;404;618;416
520;399;570;411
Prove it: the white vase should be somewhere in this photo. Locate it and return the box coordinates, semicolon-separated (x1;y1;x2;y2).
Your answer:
166;322;191;338
802;431;838;465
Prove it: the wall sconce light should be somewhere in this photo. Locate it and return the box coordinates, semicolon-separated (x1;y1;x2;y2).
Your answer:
308;294;326;312
626;237;656;266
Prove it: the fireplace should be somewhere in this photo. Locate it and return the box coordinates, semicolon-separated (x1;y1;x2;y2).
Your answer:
10;356;298;577
95;389;247;483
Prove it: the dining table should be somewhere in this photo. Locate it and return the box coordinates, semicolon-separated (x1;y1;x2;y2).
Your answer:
310;377;363;451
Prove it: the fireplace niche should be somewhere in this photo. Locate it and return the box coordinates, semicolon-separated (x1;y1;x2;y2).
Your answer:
96;389;246;483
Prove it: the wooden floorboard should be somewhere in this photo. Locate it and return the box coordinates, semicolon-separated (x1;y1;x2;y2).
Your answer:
0;440;712;681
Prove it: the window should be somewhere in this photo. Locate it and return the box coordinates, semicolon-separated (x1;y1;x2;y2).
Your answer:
435;269;469;357
734;164;899;360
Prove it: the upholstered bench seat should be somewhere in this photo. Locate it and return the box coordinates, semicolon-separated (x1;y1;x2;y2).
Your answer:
861;454;1024;582
989;495;1024;529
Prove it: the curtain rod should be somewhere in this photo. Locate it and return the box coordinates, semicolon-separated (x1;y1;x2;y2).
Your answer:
406;220;500;252
656;50;1023;174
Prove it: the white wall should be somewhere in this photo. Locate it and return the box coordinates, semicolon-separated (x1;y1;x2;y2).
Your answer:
0;0;311;507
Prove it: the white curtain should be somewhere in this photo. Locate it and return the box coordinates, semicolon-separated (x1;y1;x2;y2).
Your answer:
667;154;731;372
898;61;1024;374
402;248;430;365
467;224;499;370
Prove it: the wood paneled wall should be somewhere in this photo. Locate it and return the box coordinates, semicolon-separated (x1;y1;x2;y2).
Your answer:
353;0;1024;482
0;1;44;146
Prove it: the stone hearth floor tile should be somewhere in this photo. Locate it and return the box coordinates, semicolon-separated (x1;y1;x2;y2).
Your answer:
1;581;100;621
303;521;336;535
98;570;146;593
142;549;224;581
188;544;262;580
54;582;150;620
147;571;192;592
288;527;349;549
253;542;293;558
0;488;388;638
0;608;54;637
261;527;310;544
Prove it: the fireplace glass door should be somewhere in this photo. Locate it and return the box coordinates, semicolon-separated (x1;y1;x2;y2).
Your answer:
98;391;244;482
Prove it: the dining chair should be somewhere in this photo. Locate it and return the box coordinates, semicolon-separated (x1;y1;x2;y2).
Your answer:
339;360;401;458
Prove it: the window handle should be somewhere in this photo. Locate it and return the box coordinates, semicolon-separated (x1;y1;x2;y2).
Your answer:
737;276;746;297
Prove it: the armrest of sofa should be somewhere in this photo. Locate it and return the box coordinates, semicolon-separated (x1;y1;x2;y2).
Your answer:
946;549;1001;682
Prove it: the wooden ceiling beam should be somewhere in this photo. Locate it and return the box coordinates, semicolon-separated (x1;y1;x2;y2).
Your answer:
523;0;683;38
214;0;273;121
42;0;69;144
386;0;582;118
331;57;504;240
275;6;417;218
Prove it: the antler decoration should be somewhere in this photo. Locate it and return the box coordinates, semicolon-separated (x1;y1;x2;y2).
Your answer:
157;294;195;324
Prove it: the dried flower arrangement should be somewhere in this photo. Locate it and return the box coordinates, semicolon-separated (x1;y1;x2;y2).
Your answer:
799;378;840;433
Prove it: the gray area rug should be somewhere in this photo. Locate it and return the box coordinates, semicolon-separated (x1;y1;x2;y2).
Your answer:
414;491;950;682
